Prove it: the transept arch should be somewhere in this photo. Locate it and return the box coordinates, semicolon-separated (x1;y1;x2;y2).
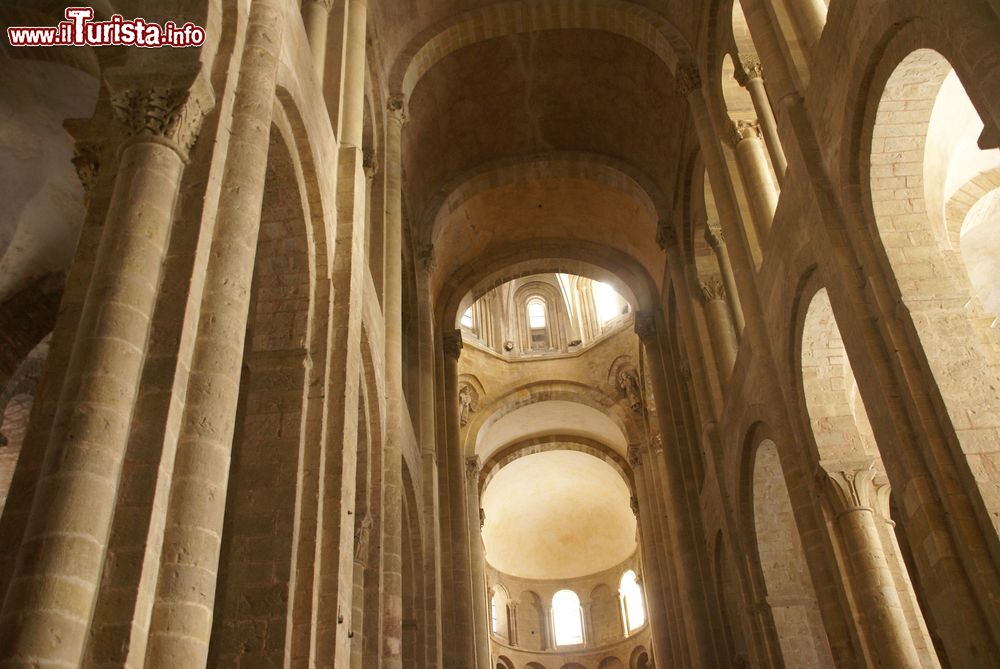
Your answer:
388;0;695;101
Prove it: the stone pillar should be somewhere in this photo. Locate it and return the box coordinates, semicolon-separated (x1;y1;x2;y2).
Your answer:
301;0;333;78
704;225;745;338
142;3;286;667
350;515;372;669
466;455;491;666
698;277;738;378
634;311;720;668
821;463;922;668
442;330;477;667
0;78;210;667
309;0;370;660
734;55;787;181
629;443;675;669
787;0;827;55
728;119;778;240
416;247;444;668
381;93;406;669
340;0;367;147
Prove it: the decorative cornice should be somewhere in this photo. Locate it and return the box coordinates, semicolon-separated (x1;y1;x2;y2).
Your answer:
699;276;726;303
443;329;463;359
674;63;702;98
110;86;208;156
727;119;762;146
735;55;763;86
634;311;656;342
820;462;879;516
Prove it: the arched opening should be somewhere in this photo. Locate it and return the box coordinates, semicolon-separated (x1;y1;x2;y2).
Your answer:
490;585;510;641
800;287;940;662
619;570;645;634
208;125;312;666
551;590;584;647
751;438;834;668
867;48;1000;542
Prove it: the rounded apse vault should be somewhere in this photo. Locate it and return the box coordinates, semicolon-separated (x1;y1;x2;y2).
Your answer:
481;450;636;580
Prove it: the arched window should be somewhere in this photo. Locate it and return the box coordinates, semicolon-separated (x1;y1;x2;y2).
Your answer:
491;590;499;632
619;570;646;633
552;589;584;646
461;307;474;329
527;297;548;350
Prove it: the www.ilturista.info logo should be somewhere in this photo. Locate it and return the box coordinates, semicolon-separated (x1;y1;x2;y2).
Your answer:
7;7;206;48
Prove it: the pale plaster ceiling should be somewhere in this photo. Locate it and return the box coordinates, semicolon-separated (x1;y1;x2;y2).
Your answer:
476;399;628;462
481;449;636;580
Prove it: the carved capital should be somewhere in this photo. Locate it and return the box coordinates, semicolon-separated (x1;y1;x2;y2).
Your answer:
651;433;664;454
72;143;101;205
305;0;336;10
458;383;479;426
820;462;879;516
416;242;436;273
443;330;463;359
362;147;377;177
655;219;676;250
353;513;373;564
674;63;702;98
387;94;407;125
704;224;725;251
628;444;642;469
110;86;209;156
699;276;726;303
465;455;482;479
727;119;762;146
634;311;657;342
735;55;763;86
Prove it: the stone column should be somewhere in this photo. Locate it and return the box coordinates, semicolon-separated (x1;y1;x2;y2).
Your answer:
466;455;491;665
381;93;407;669
350;514;372;669
301;0;333;78
416;247;444;667
698;277;738;378
142;3;286;666
704;225;745;338
787;0;827;55
728;119;778;240
339;0;367;147
442;330;477;667
0;78;210;667
734;55;787;181
821;463;922;668
629;444;675;669
634;311;721;668
309;0;370;661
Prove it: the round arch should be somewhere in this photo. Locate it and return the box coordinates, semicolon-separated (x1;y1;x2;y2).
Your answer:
388;0;695;101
